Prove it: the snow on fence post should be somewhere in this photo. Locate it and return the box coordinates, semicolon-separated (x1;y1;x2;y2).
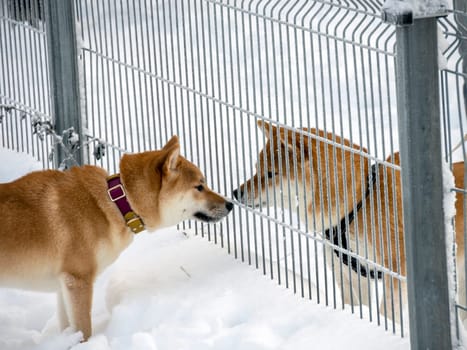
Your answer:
45;0;83;169
382;0;452;349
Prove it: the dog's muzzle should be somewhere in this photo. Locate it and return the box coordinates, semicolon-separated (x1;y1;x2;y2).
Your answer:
232;188;242;201
225;201;234;212
233;188;257;207
233;187;269;209
233;188;251;205
194;201;234;223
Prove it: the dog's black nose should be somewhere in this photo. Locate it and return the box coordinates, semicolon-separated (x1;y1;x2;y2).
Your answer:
226;201;234;211
232;188;240;200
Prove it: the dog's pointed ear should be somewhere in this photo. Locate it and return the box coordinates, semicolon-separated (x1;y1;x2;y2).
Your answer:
258;120;293;149
257;120;279;139
278;128;297;152
257;120;299;151
163;135;179;151
162;136;180;174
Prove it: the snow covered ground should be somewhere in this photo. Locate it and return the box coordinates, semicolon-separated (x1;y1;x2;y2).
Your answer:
0;147;410;349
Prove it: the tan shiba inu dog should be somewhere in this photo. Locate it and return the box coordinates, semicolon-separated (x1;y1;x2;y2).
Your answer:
0;136;233;341
233;121;465;322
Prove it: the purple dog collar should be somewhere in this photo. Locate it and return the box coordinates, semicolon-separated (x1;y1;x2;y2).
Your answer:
107;174;145;234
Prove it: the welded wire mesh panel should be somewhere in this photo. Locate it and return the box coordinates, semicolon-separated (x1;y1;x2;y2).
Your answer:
0;0;53;169
76;0;407;335
439;2;467;339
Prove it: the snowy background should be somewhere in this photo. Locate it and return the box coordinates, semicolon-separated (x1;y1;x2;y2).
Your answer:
0;147;410;350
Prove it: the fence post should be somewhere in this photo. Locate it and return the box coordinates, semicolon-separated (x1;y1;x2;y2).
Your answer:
45;0;83;168
382;4;452;349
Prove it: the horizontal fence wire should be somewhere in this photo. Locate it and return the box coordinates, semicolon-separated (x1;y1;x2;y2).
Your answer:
77;0;406;335
440;2;467;339
0;0;54;169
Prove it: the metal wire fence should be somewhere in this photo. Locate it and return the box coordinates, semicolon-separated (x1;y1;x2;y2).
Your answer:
1;0;466;345
0;0;54;168
75;0;404;333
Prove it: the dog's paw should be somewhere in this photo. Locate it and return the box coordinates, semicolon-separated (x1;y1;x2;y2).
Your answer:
32;327;83;349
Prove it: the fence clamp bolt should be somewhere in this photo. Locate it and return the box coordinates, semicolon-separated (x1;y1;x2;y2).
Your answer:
93;142;106;160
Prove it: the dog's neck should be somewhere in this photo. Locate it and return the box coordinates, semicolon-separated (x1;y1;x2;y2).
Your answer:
107;174;145;234
324;164;382;279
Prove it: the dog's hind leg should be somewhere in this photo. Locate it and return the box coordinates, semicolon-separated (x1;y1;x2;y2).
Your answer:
59;272;94;341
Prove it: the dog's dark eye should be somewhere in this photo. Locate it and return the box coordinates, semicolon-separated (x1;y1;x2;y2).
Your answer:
267;171;275;178
195;185;204;192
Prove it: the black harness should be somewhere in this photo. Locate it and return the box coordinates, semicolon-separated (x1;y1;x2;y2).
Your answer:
324;164;383;279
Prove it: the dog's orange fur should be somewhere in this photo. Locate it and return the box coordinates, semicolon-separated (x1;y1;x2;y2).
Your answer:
234;121;465;321
0;136;232;340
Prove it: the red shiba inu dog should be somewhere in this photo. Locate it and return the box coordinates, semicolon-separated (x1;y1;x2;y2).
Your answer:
0;136;233;341
233;121;465;322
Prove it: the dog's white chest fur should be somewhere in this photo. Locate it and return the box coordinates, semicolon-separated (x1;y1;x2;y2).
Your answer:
95;229;134;275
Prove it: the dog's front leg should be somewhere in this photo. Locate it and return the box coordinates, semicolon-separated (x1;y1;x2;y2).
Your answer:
325;246;357;306
59;272;94;341
57;291;70;331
